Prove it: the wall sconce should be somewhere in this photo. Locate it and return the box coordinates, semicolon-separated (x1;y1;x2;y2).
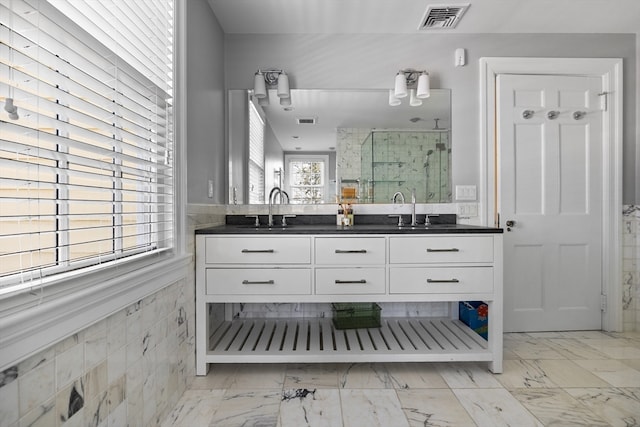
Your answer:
253;69;290;106
390;69;430;106
4;97;19;120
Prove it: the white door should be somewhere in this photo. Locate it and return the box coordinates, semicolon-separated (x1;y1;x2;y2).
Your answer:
498;74;603;332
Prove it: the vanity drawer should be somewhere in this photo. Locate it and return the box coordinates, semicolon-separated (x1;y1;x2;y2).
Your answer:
205;236;311;264
315;268;386;295
206;268;311;295
389;236;493;264
389;267;493;294
315;237;386;265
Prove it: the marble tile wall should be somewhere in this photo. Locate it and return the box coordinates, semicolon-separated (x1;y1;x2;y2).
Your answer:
336;128;368;184
336;128;451;204
231;302;451;320
0;205;227;427
366;131;451;204
623;205;640;332
0;278;195;427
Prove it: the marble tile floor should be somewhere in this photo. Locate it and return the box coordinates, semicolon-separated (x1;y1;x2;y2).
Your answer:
162;331;640;427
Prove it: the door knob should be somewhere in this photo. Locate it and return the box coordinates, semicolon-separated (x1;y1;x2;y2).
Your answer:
505;220;515;231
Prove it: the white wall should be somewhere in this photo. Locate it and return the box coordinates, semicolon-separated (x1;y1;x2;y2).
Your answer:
223;33;637;204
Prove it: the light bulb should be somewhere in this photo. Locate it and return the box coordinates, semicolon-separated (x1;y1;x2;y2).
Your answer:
277;72;290;98
409;89;422;107
416;72;430;98
253;72;267;98
388;89;401;106
279;96;291;106
394;72;407;98
258;93;270;106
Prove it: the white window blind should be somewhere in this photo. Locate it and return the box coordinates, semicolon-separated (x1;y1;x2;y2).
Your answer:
248;100;265;204
0;0;174;293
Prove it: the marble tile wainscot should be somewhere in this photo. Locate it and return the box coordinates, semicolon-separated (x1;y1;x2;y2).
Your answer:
623;205;640;331
0;278;195;427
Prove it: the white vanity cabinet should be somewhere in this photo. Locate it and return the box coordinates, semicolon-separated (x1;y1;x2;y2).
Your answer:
202;236;312;298
389;235;495;296
315;237;386;295
196;231;503;375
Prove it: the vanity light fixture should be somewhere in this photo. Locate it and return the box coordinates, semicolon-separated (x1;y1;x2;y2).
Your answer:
391;69;430;106
253;69;291;106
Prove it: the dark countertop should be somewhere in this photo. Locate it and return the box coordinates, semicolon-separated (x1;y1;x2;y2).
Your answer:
196;214;502;235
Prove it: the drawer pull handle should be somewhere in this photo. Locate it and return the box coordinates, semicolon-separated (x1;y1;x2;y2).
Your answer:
426;278;460;283
242;280;275;285
241;249;275;253
426;248;460;253
335;249;367;254
335;279;367;284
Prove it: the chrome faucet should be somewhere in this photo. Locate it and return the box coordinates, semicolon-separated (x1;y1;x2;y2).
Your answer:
410;188;417;226
392;191;405;204
268;186;289;227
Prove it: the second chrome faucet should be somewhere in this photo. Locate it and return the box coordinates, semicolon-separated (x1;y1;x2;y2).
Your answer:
390;188;417;226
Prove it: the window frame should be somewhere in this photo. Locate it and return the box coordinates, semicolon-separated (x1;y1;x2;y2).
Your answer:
284;154;330;204
0;0;188;371
1;0;174;289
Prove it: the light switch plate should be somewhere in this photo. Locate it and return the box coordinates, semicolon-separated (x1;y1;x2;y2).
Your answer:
455;185;477;201
457;203;478;217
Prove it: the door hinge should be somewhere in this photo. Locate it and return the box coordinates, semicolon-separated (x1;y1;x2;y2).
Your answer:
600;294;607;312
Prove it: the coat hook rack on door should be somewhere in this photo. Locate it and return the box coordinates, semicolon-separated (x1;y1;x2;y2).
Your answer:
522;110;534;119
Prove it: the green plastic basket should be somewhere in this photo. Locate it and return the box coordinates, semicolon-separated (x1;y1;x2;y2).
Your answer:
331;303;381;329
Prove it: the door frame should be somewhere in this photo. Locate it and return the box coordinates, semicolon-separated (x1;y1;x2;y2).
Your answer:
479;57;623;332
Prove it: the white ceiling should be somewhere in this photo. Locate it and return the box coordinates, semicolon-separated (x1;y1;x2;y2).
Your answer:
208;0;640;35
257;89;451;151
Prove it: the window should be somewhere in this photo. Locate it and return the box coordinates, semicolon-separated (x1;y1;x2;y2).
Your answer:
285;154;329;204
0;0;174;294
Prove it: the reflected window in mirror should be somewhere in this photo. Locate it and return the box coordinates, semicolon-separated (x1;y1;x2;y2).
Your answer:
284;154;329;204
248;101;265;204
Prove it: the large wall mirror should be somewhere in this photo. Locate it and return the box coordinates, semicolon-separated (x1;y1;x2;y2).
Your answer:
227;89;451;204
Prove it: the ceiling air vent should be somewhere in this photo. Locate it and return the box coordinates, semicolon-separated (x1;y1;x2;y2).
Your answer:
296;117;317;125
419;4;470;30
